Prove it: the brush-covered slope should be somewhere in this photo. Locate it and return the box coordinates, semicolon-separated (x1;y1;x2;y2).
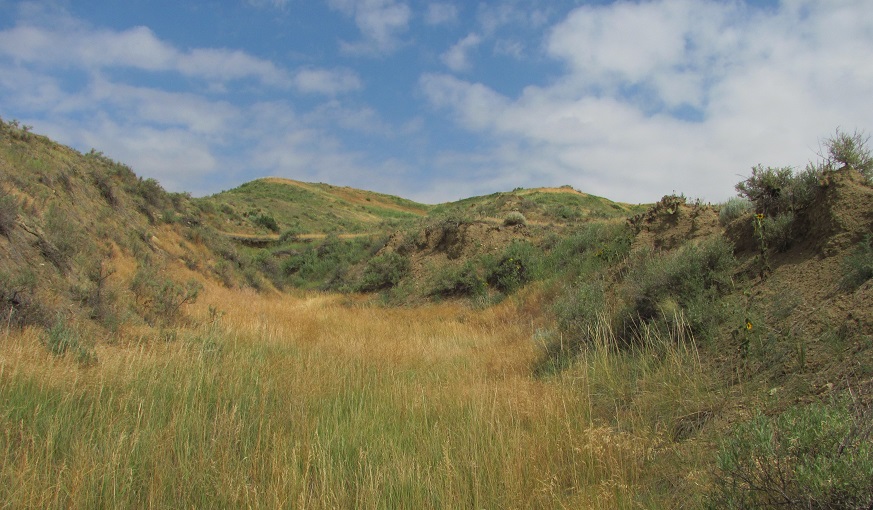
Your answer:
197;177;431;237
0;118;250;334
430;185;645;225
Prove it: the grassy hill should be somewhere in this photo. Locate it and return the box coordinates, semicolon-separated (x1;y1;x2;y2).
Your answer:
2;117;873;508
429;185;646;224
197;177;431;237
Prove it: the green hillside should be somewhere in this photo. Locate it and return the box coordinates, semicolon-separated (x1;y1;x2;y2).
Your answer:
197;177;431;237
430;185;646;224
3;117;873;508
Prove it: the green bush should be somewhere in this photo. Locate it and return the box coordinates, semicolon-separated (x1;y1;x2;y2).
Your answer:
840;234;873;290
736;165;804;216
131;267;202;325
759;212;795;252
278;235;388;291
821;128;873;181
621;237;736;340
133;177;166;208
718;197;752;226
543;222;633;278
503;211;527;226
545;279;609;373
554;279;606;343
41;316;97;366
486;240;542;294
92;171;117;206
74;259;118;325
429;261;486;298
0;269;50;328
253;213;280;232
357;251;409;292
710;401;873;509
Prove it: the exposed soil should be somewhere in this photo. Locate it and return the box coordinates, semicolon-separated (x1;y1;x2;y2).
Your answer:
381;218;536;290
630;196;722;252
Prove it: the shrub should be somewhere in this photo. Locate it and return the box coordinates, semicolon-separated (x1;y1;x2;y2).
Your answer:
242;266;266;291
279;236;388;291
543;222;633;278
279;226;302;243
429;261;486;298
486;240;542;294
735;165;797;216
214;260;235;288
133;177;166;208
821;128;873;180
0;186;19;236
0;269;50;328
840;234;873;290
41;316;97;366
253;213;280;232
762;212;795;252
503;211;527;227
357;252;409;292
553;279;607;349
131;267;202;325
92;171;117;206
710;401;873;509
71;258;118;323
621;237;736;340
42;204;81;272
718;197;752;226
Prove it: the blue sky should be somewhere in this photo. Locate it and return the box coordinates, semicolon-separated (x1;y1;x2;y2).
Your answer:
1;0;871;204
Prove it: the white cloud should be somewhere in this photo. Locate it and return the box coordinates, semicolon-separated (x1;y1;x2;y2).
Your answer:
0;23;290;86
421;0;873;203
246;0;292;8
293;67;362;95
425;3;458;25
85;79;241;135
476;2;550;35
35;115;220;192
328;0;411;55
493;39;524;59
305;100;394;136
441;33;481;72
0;9;394;195
420;73;508;131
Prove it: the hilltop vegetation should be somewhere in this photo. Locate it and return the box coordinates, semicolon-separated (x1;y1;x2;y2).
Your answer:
197;177;431;237
2;117;873;508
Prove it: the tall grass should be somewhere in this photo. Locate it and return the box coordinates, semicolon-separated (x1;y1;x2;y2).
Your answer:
1;284;712;508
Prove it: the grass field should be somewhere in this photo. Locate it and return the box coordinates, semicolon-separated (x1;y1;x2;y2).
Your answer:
0;283;711;508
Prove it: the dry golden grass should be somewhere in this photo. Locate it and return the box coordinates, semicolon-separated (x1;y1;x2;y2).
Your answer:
0;283;711;508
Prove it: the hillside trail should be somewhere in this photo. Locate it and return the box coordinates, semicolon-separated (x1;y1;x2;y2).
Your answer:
217;231;375;242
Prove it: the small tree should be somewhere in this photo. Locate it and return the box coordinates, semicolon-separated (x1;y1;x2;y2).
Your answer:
735;165;796;216
821;128;873;179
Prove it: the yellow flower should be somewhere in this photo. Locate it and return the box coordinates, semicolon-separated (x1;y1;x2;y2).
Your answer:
756;213;764;220
745;320;753;331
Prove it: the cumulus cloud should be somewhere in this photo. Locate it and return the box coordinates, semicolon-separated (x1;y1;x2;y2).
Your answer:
0;10;386;194
0;24;290;86
328;0;411;55
293;67;362;95
425;3;458;25
476;2;551;35
441;33;481;72
421;0;873;203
